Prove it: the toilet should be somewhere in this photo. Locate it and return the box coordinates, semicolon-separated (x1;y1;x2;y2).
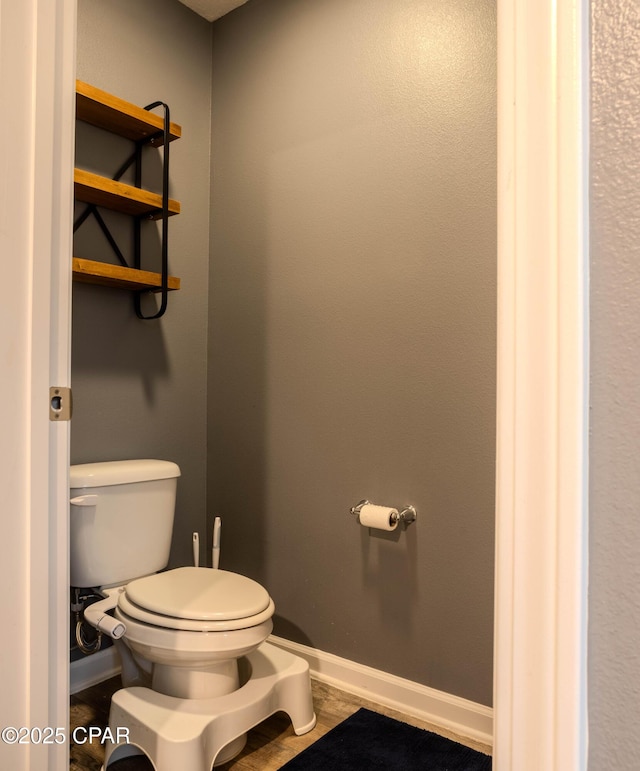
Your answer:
70;459;316;770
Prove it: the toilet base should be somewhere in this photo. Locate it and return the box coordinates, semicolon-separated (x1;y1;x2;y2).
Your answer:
101;642;317;771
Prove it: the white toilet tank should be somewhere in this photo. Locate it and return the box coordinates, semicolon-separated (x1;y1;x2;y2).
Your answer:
70;459;181;588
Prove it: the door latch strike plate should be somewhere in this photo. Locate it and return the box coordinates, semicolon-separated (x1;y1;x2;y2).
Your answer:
49;386;72;421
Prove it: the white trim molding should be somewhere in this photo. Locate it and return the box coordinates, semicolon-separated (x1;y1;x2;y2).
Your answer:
269;635;493;747
494;0;589;769
0;1;75;769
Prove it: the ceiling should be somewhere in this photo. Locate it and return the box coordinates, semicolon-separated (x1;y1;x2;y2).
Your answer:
177;0;250;22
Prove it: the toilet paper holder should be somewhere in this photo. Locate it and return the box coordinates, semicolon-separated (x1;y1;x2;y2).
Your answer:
349;499;417;526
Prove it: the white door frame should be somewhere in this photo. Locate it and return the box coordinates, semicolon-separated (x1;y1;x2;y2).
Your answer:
494;0;589;769
0;0;588;768
0;0;75;769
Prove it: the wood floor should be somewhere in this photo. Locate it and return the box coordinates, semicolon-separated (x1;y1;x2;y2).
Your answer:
70;675;491;770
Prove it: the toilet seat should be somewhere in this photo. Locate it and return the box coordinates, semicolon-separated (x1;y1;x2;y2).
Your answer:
119;566;275;632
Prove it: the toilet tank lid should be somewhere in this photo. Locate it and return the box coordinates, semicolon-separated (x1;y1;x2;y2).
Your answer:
70;459;181;488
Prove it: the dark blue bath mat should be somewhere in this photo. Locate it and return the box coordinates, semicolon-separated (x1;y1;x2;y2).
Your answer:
279;707;492;770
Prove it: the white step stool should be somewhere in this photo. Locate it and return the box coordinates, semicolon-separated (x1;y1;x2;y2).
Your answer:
101;642;317;770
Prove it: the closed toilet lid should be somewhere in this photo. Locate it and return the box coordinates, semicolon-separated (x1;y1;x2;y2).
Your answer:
123;566;272;623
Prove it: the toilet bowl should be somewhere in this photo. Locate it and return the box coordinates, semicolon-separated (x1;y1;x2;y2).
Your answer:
114;566;275;699
70;459;316;770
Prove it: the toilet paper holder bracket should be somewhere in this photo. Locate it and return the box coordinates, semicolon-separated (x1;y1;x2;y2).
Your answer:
349;499;417;526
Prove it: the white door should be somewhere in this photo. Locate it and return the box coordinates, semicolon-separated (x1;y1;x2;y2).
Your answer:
0;0;75;769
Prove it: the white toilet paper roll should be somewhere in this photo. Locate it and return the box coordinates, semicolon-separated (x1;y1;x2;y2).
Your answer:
359;503;398;531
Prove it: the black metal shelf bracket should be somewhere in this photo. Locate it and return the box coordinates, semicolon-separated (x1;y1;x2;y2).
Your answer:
73;100;173;320
135;100;171;320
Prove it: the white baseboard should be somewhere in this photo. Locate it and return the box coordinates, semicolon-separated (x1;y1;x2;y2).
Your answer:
68;634;493;747
70;646;121;695
268;635;493;747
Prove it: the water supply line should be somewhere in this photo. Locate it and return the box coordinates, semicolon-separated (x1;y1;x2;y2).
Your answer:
72;588;104;655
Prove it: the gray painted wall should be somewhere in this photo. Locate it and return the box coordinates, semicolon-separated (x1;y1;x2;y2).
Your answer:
73;0;212;567
589;1;640;768
208;0;496;706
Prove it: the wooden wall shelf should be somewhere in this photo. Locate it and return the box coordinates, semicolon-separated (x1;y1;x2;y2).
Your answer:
74;169;180;219
76;80;182;146
72;258;180;292
73;80;182;316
